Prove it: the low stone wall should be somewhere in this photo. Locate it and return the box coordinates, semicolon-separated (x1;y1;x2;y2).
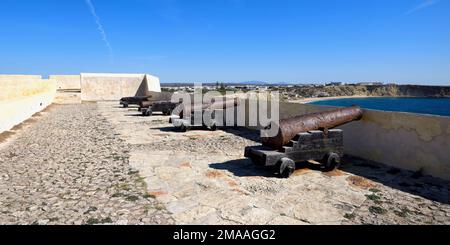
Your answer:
0;75;56;133
243;99;450;180
0;75;41;81
80;73;161;101
0;75;44;100
49;75;81;91
340;109;450;180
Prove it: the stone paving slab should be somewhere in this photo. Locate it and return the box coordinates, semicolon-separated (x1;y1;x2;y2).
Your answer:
1;102;449;225
98;102;450;225
0;104;173;225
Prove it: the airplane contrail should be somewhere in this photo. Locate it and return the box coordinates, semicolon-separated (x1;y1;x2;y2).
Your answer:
85;0;114;63
405;0;440;15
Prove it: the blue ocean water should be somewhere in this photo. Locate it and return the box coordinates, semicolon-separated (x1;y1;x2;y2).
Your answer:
309;97;450;117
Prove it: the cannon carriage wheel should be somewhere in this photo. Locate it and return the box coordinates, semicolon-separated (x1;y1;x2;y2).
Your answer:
142;108;153;117
278;158;296;178
320;152;341;172
180;124;190;132
201;122;217;131
162;109;171;116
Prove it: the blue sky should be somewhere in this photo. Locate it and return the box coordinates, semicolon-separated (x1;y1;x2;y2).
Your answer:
0;0;449;84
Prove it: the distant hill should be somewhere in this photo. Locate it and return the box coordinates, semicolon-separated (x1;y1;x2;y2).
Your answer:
236;81;268;85
161;81;317;87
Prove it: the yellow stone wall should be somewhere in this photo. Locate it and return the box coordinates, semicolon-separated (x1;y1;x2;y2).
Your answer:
0;75;56;133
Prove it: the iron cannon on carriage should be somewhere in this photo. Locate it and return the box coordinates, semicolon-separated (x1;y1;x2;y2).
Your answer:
245;106;363;178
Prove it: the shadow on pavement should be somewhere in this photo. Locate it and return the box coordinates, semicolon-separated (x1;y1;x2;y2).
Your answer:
210;154;450;204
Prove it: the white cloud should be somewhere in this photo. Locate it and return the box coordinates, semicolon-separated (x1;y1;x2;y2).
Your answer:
85;0;114;63
405;0;440;15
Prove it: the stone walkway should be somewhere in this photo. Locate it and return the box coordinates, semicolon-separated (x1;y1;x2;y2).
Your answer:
98;102;450;225
1;102;449;225
0;104;173;225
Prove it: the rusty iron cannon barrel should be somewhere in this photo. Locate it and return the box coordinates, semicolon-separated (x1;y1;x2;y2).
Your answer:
139;100;155;109
180;102;212;115
181;98;239;116
175;102;211;119
209;98;240;110
261;106;363;149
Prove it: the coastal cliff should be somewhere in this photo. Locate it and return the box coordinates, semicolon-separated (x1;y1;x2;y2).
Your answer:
288;85;450;98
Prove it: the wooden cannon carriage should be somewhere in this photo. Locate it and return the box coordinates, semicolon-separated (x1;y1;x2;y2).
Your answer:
140;101;180;116
245;129;344;178
245;106;363;178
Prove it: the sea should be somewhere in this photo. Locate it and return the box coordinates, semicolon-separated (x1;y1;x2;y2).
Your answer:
309;97;450;117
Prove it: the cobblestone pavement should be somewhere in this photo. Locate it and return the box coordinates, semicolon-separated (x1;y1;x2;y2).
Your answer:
1;102;449;225
99;102;450;225
0;104;174;225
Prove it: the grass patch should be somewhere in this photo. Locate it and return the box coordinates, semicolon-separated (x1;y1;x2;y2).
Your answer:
344;213;356;220
125;195;139;202
86;217;113;225
143;193;156;199
369;188;381;193
144;204;152;212
128;170;139;175
135;176;147;187
366;194;382;204
394;208;411;218
112;192;140;202
369;206;387;215
113;155;123;161
155;204;165;211
112;192;125;198
84;206;98;214
118;183;131;191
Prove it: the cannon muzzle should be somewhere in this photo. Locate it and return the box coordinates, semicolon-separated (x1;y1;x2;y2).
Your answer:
139;101;155;109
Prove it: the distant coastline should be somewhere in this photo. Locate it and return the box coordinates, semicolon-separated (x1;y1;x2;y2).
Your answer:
290;95;374;104
163;84;450;101
291;95;447;104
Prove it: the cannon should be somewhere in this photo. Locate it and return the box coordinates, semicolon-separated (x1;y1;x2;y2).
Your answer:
178;98;239;118
120;92;174;108
261;106;363;149
170;98;240;132
139;101;154;110
141;101;181;116
245;106;363;178
120;96;152;108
